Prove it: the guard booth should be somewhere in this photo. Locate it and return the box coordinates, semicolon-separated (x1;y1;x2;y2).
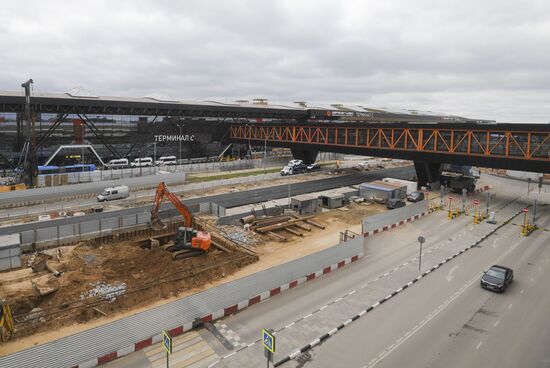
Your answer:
319;192;346;209
291;194;321;215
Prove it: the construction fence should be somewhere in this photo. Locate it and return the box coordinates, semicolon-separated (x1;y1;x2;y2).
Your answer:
362;200;428;234
0;232;363;368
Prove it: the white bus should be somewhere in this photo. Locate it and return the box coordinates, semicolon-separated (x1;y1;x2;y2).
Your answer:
156;156;177;166
130;157;153;167
106;158;129;169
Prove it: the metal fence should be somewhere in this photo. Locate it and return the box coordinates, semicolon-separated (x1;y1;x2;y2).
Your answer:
0;232;363;368
362;200;428;234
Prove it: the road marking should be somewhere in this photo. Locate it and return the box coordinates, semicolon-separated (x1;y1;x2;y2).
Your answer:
508;303;513;309
476;341;483;350
303;313;313;319
520;289;525;294
494;320;500;327
531;277;534;282
365;234;522;368
490;237;500;249
539;267;542;272
446;265;459;283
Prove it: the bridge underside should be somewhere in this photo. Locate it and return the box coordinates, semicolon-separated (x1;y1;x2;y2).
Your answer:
229;123;550;175
230;139;550;174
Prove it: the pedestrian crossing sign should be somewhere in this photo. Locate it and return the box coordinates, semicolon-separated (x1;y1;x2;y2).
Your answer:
163;330;172;354
262;329;275;353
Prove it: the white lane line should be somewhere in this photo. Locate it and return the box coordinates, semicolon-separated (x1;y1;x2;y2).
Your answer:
494;320;500;327
366;237;521;368
476;341;483;350
285;322;295;329
304;313;313;319
508;303;513;309
520;289;525;294
319;305;328;311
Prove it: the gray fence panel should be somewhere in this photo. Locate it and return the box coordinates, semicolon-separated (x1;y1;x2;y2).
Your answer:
80;220;99;235
0;238;363;368
121;215;137;227
59;224;75;238
363;200;427;233
21;231;34;244
36;228;56;242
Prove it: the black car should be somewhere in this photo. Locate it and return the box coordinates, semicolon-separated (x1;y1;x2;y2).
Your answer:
293;163;307;174
307;163;321;172
407;191;425;202
480;265;513;292
387;198;406;209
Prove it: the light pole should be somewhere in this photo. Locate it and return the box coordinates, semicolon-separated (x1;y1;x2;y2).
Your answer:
177;123;184;165
288;172;291;210
263;137;267;176
153;142;157;175
418;236;425;271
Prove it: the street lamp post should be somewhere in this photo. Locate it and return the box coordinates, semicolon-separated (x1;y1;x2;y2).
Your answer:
263;137;267;176
153;142;157;175
177;124;184;165
418;236;425;271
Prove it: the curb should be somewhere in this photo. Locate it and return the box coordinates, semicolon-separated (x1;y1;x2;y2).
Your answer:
275;206;522;367
74;253;363;368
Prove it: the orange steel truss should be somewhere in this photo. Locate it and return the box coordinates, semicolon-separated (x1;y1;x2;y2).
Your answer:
230;125;550;162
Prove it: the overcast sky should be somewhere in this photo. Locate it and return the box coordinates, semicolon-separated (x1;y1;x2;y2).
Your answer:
1;0;549;122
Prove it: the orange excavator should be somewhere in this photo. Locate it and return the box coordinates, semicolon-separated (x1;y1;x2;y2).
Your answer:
150;182;211;259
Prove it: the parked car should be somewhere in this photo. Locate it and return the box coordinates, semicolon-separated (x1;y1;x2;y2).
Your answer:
480;265;513;292
97;185;129;202
307;163;321;172
130;157;153;167
386;198;406;209
288;159;303;167
105;158;129;169
353;161;370;171
156;156;177;165
407;191;425;202
280;166;293;176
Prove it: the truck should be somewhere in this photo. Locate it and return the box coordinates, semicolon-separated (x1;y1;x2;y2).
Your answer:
440;164;479;193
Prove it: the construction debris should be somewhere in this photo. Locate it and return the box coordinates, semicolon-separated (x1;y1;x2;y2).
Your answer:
80;281;128;303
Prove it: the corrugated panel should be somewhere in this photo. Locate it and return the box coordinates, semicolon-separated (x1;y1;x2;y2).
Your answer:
0;240;362;368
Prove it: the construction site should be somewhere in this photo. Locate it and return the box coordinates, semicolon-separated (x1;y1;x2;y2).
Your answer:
0;157;408;350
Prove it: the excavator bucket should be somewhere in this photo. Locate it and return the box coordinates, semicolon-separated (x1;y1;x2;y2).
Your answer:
150;218;167;231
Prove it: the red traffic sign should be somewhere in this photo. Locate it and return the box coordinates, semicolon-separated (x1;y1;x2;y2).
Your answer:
473;200;480;205
523;208;529;213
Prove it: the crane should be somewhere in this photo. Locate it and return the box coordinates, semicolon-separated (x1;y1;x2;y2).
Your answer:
150;182;211;259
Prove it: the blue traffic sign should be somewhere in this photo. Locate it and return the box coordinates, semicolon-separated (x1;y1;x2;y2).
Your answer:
163;330;172;354
262;329;275;353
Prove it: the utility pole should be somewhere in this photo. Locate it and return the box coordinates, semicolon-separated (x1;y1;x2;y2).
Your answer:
153;142;157;175
177;123;184;164
418;236;425;271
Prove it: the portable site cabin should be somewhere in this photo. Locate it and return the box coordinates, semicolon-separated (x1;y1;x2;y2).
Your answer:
359;180;407;202
381;178;417;194
291;194;321;215
319;191;347;209
0;234;21;271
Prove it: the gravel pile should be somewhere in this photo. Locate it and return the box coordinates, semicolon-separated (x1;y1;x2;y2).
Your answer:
80;281;128;303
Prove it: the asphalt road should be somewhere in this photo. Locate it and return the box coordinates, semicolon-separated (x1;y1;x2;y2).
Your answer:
0;166;414;236
285;183;550;367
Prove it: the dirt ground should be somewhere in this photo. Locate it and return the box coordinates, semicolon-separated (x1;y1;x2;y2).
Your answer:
0;240;256;345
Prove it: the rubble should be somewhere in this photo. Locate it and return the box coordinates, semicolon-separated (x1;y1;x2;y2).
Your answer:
80;281;128;303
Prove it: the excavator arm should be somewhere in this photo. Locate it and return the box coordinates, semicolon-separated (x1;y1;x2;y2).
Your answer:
150;182;193;230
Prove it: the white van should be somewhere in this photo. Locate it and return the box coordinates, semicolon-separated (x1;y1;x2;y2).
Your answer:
130;157;153;167
97;185;129;202
156;156;177;166
106;158;129;169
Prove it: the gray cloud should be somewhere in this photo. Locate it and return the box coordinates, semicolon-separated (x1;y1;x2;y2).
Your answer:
1;0;549;121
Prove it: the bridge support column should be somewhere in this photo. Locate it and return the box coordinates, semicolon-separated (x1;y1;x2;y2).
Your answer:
414;161;441;190
290;148;319;165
